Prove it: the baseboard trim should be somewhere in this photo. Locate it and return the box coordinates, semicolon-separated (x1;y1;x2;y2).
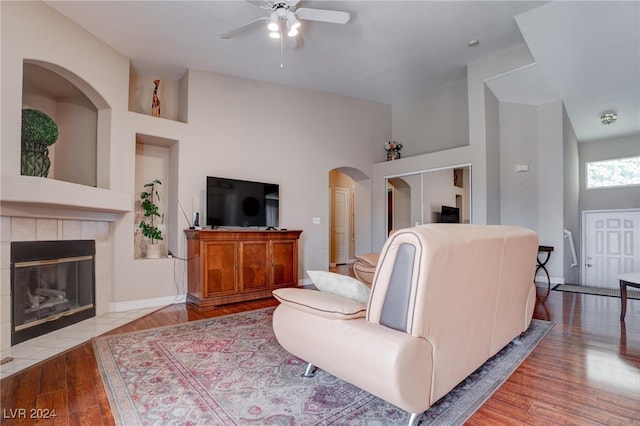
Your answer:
536;275;564;285
299;278;313;286
110;294;186;312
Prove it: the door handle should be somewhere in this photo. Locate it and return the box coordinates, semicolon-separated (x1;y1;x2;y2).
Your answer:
586;263;593;267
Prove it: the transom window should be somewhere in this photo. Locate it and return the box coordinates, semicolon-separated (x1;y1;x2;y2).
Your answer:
586;156;640;189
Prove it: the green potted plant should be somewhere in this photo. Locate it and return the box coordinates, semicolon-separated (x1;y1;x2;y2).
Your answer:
21;108;59;177
139;179;164;258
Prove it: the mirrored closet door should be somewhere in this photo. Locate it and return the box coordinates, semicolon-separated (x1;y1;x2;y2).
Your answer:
386;165;471;234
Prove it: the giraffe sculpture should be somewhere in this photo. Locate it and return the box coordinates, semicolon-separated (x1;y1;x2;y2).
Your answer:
151;80;161;117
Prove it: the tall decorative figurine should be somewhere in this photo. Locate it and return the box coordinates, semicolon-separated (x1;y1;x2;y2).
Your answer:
151;80;161;117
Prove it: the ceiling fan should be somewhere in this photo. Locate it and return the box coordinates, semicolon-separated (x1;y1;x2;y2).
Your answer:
220;0;351;41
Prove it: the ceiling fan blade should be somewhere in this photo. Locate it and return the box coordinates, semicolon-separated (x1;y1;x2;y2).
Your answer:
295;8;350;24
246;0;274;10
220;16;268;39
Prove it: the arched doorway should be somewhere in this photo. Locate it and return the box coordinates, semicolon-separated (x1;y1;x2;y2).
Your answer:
329;167;370;267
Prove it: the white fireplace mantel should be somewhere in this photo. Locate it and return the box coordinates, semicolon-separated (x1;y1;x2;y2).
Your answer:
1;175;131;220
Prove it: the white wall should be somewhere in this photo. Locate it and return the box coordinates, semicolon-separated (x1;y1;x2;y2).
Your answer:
392;80;469;156
484;86;501;225
499;103;538;230
536;101;565;283
498;100;565;282
55;101;98;186
467;44;535;226
353;177;372;256
563;105;580;284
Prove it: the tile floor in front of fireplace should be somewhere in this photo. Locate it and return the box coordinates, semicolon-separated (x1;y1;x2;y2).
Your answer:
0;306;160;380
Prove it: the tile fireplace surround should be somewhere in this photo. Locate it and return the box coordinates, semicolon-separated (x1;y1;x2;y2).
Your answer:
0;216;113;357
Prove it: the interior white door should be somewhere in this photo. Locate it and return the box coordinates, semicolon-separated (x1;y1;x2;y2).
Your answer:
334;187;349;265
583;209;640;288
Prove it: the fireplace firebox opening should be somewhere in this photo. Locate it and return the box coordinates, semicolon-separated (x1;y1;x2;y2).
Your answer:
11;240;96;345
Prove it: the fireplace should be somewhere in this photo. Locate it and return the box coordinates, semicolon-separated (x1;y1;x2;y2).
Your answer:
11;240;96;345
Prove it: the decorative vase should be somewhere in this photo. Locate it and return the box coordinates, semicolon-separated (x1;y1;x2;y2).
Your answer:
145;244;162;259
151;80;161;117
21;145;51;177
387;150;401;161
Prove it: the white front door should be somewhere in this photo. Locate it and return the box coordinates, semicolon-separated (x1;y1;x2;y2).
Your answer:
334;187;350;265
583;209;640;288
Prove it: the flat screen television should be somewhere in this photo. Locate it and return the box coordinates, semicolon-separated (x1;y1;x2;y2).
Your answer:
206;176;280;228
440;205;460;223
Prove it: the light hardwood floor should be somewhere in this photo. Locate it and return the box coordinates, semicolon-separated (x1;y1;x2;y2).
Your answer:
1;269;639;425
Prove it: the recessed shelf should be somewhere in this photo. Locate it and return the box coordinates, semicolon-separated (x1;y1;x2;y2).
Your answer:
22;61;105;188
128;66;188;123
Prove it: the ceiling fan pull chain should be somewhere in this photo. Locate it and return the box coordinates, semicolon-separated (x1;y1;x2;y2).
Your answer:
280;28;285;68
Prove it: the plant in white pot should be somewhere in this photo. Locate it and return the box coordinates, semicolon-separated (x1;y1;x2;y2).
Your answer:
139;179;164;258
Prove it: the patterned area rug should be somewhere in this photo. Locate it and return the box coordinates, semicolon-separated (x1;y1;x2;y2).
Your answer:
553;284;640;299
93;308;552;425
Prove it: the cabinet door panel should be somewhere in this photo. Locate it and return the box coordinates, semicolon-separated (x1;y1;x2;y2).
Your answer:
239;241;269;292
272;240;297;288
204;242;237;297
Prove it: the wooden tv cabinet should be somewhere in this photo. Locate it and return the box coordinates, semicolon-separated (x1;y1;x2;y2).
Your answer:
184;229;302;311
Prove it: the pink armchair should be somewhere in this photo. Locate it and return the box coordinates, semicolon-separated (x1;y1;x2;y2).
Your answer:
272;224;538;425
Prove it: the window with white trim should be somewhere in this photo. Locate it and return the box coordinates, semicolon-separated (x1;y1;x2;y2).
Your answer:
586;156;640;189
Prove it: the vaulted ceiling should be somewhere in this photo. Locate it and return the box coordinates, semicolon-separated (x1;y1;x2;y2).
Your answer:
46;1;639;143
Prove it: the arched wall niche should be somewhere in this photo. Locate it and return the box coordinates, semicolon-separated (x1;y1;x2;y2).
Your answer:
22;60;111;189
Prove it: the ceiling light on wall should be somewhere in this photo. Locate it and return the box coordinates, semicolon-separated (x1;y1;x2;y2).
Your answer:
600;112;617;125
468;39;480;47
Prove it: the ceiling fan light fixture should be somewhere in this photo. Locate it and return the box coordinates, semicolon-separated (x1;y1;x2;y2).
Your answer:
267;12;280;32
287;11;301;31
286;20;299;37
269;31;281;39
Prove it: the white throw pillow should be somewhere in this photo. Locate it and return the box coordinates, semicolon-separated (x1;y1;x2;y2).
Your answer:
307;270;371;305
